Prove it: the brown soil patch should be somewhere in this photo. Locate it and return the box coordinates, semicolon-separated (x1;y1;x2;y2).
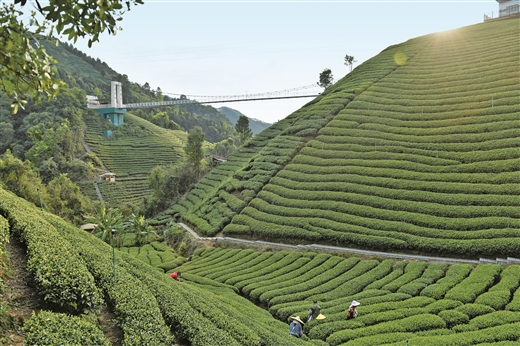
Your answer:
1;237;40;345
99;305;123;346
1;237;124;345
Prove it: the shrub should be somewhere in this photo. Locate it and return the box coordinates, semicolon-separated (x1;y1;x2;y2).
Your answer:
438;309;469;328
23;311;110;346
475;290;511;310
455;303;496;319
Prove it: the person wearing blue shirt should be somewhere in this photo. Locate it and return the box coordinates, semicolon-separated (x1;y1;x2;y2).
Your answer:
289;316;304;337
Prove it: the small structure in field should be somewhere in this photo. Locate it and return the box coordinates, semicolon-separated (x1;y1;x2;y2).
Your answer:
80;223;97;232
100;172;117;182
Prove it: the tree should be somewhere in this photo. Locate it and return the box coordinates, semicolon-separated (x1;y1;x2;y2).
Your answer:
125;213;155;246
344;54;357;72
0;0;143;113
88;206;124;248
184;126;205;178
46;174;94;225
318;69;334;89
235;115;253;145
0;149;47;207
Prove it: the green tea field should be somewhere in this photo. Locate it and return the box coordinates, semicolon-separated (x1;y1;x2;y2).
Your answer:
83;112;187;207
170;17;520;258
177;247;520;345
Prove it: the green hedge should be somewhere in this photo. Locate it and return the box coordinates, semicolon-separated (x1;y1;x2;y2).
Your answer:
0;188;101;313
23;310;110;346
326;313;445;345
47;215;173;345
444;264;502;303
421;264;474;300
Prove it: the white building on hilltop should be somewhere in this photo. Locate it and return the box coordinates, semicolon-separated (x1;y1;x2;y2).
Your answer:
497;0;520;17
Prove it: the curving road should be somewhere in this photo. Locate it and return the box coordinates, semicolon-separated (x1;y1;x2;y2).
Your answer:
178;223;520;266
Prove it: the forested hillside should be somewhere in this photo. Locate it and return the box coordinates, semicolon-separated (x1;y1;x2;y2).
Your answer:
1;37;262;212
42;40;250;142
168;17;520;258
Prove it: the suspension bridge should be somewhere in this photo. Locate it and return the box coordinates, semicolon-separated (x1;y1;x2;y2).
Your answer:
87;81;321;110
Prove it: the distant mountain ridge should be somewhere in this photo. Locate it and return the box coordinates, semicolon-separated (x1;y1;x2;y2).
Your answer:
217;106;271;135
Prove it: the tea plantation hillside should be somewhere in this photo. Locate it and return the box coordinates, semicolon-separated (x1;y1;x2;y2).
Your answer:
176;247;520;345
168;17;520;258
0;187;318;345
81;111;188;207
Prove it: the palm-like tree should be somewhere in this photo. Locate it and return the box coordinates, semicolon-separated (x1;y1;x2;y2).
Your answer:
88;207;124;248
126;213;156;246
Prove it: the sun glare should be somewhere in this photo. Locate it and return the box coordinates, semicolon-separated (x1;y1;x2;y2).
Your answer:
393;51;407;66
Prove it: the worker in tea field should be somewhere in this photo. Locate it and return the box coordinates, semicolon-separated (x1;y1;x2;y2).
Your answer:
307;300;321;322
346;300;360;319
170;271;181;281
288;316;304;338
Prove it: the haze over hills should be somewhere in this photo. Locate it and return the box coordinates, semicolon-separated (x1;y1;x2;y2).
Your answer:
2;39;270;208
218;106;272;135
42;39;261;142
167;17;520;259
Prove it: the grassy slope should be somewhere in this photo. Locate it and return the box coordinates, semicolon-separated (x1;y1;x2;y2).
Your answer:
83;111;188;207
171;17;520;257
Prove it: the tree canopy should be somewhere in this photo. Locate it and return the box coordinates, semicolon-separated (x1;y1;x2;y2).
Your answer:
0;0;142;113
184;126;205;178
235;115;253;145
344;54;357;72
318;69;334;89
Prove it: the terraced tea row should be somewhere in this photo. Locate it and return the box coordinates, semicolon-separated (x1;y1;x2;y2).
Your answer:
83;112;187;206
222;18;520;257
0;188;316;345
177;247;520;345
168;27;425;234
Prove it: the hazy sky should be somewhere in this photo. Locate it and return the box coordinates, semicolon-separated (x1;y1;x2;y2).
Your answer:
71;0;499;124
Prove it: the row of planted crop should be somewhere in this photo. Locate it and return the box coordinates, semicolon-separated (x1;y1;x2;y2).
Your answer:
232;206;520;256
0;214;8;255
269;173;518;208
277;168;518;196
357;67;518;98
178;246;520;345
306;142;517;166
256;184;518;231
0;188;173;344
325;119;518;141
317;126;518;149
253;189;519;231
342;97;517;118
365;72;517;98
336;106;519;126
328;109;519;134
292;153;518;176
284;162;519;185
346;89;518;114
